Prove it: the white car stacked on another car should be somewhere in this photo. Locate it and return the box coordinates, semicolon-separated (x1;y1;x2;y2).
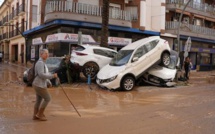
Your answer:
96;36;171;91
141;50;180;87
70;45;117;78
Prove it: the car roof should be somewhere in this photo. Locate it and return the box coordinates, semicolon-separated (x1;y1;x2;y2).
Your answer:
121;36;161;50
81;44;117;52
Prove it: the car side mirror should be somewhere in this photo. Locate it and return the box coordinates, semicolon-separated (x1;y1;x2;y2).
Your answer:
132;57;139;62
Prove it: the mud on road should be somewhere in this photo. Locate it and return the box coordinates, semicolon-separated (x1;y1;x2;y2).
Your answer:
1;62;215;134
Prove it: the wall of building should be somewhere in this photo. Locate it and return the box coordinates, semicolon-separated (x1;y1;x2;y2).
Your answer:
139;0;165;32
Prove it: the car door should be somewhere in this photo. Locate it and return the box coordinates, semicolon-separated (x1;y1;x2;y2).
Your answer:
131;45;151;77
144;40;160;64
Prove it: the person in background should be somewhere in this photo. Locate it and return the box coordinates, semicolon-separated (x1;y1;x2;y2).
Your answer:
61;55;72;84
32;49;58;121
184;56;191;80
0;51;2;62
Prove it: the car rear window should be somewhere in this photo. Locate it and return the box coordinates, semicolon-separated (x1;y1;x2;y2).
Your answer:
75;45;85;51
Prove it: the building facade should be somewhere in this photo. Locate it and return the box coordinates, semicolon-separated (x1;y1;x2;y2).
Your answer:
163;0;215;71
0;0;42;64
23;0;166;62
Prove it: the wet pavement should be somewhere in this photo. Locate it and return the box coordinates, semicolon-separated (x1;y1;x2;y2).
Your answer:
1;62;215;134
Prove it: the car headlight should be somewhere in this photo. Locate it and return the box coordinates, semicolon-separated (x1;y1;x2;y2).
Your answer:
98;75;118;84
108;75;118;82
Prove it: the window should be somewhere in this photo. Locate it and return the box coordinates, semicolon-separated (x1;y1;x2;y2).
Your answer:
125;6;138;20
78;0;99;5
150;40;159;49
32;5;38;22
200;53;210;65
133;46;147;58
93;49;116;58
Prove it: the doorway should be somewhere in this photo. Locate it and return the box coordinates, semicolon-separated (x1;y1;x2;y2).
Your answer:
12;45;18;62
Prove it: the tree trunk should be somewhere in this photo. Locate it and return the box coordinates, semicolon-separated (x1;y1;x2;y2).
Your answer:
101;0;109;48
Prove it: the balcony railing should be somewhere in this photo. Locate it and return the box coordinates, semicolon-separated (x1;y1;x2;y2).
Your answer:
45;1;138;21
9;31;14;38
2;33;8;39
166;0;215;14
166;21;215;36
18;4;25;14
3;15;8;24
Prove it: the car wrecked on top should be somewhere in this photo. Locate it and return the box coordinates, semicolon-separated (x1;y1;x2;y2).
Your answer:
96;36;176;91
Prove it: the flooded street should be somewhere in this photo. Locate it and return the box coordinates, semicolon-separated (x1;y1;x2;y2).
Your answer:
1;62;215;134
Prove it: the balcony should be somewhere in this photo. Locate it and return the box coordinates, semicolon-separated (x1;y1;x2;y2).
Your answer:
45;1;138;28
18;4;25;16
8;13;14;23
13;9;19;20
166;0;215;18
165;21;215;40
2;33;9;42
3;15;9;25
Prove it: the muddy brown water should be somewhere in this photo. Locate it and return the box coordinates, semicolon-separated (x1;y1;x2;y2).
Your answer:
1;62;215;134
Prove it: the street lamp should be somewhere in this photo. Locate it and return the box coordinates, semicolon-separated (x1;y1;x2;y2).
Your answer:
177;0;192;53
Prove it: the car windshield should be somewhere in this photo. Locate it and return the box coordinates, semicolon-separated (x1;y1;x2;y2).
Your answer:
110;50;133;66
46;58;62;71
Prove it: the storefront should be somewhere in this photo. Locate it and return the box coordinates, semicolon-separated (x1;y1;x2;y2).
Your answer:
45;33;97;57
189;47;215;71
172;36;215;71
24;19;160;62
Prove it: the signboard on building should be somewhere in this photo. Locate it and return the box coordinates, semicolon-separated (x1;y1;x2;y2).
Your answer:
45;33;96;44
32;37;43;45
108;37;132;46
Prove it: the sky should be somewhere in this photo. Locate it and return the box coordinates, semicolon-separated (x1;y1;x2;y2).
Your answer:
0;0;3;6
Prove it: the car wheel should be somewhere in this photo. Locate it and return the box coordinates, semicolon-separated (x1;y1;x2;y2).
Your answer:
83;62;99;79
121;76;135;91
161;52;171;67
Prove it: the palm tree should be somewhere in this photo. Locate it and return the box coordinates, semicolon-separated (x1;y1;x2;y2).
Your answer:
100;0;109;48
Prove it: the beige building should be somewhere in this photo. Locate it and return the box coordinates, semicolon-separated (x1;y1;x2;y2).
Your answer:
164;0;215;71
23;0;167;61
0;0;42;64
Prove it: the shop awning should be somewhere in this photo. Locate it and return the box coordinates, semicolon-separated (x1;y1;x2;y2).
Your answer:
180;35;215;44
23;20;160;36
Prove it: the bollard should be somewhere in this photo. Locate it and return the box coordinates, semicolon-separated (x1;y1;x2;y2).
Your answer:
87;74;91;85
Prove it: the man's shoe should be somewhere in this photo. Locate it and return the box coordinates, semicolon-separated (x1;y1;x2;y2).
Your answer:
36;115;47;121
32;115;39;120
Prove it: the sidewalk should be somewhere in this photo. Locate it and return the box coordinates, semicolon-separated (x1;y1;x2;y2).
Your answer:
188;70;215;84
3;60;32;69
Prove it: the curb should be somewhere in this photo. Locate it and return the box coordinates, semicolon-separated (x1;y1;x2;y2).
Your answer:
4;61;29;69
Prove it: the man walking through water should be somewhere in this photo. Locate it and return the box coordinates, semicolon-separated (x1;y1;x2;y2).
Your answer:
32;49;58;121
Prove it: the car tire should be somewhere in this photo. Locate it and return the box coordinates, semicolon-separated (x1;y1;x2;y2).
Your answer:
161;52;171;67
83;62;99;79
121;76;135;91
